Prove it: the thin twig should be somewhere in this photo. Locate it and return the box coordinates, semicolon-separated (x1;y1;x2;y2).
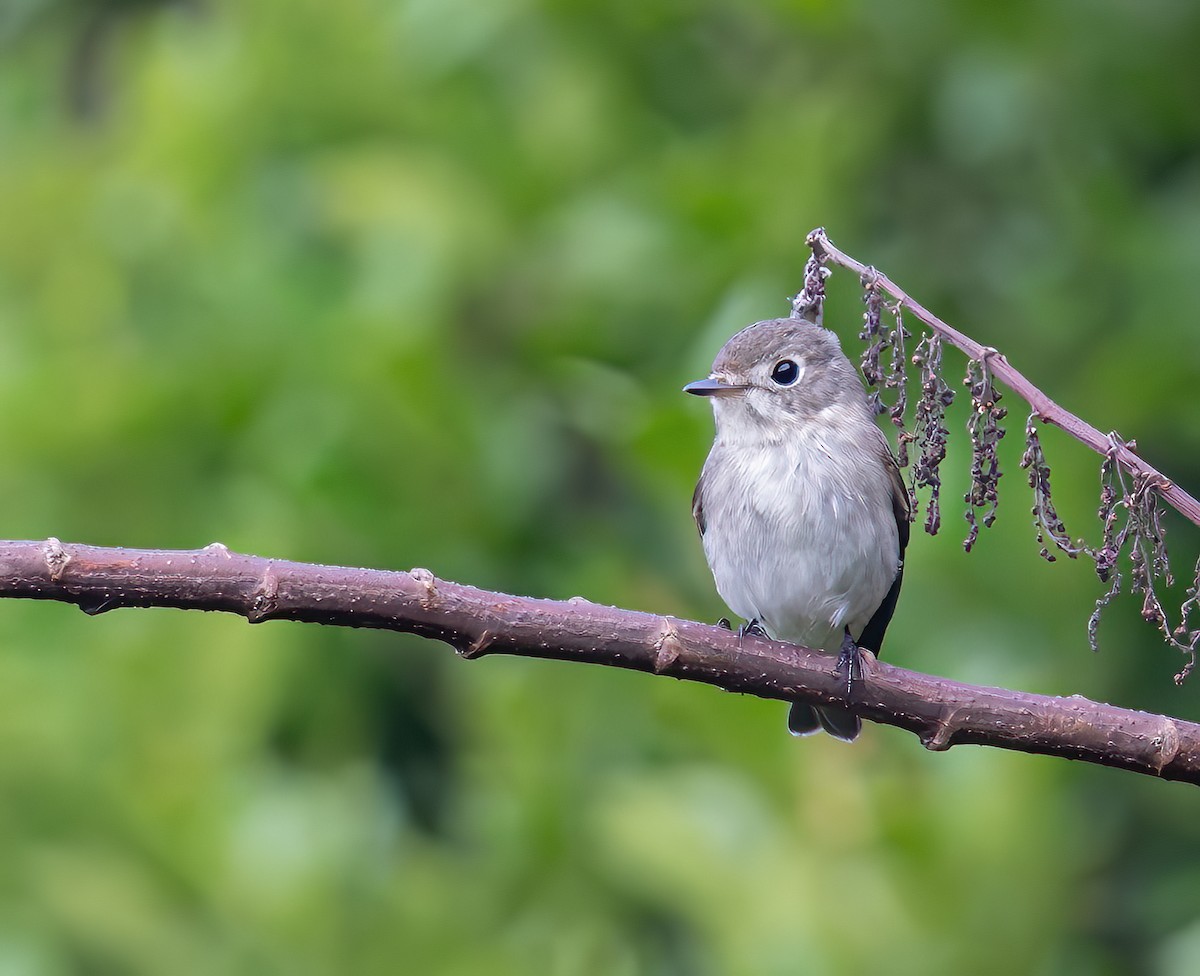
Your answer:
805;228;1200;530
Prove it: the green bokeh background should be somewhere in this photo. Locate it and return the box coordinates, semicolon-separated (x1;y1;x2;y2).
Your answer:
2;1;1200;973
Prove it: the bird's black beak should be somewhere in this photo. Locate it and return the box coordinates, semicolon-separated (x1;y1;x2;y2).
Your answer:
683;377;746;397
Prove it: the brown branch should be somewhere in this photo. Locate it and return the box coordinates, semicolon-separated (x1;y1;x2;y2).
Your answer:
806;228;1200;530
4;538;1199;785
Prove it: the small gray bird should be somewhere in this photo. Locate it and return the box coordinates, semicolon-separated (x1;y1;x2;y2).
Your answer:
685;317;910;741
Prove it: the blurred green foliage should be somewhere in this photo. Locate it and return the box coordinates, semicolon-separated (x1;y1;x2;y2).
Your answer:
1;0;1199;973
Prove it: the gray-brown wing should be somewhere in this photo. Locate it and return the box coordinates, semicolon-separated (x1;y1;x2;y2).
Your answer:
857;437;910;655
691;472;707;536
885;440;911;558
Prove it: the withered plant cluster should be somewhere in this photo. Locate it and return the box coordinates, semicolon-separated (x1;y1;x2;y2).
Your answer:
792;231;1200;683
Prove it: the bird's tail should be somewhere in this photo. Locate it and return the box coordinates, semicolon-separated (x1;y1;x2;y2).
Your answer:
787;702;861;742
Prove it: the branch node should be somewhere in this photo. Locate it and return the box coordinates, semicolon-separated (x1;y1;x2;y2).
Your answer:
248;566;279;623
203;542;231;557
977;345;1004;366
43;538;70;581
1106;430;1139;457
653;619;684;674
1150;720;1181;774
921;710;963;751
409;567;438;606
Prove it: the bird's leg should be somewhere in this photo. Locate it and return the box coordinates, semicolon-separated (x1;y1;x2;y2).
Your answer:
836;628;864;699
738;618;769;639
716;617;732;630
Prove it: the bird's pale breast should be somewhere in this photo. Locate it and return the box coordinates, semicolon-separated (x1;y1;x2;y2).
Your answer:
699;417;900;653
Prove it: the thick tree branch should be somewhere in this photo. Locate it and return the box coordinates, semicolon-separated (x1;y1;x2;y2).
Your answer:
806;227;1200;530
4;539;1199;785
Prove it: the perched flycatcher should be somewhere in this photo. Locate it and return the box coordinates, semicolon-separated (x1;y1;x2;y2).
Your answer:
686;317;910;740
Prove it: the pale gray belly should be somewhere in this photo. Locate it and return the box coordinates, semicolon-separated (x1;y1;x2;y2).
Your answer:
700;452;898;653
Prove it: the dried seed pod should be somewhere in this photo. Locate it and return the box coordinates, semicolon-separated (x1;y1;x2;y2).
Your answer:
963;352;1007;552
1088;572;1122;653
859;269;886;406
1086;437;1133;650
857;273;913;461
1173;557;1200;684
1085;437;1198;676
1126;473;1176;644
790;250;830;325
910;332;955;535
887;304;912;468
1019;413;1087;562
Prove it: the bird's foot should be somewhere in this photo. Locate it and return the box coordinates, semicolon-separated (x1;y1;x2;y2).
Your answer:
836;631;865;699
738;618;769;639
716;617;732;630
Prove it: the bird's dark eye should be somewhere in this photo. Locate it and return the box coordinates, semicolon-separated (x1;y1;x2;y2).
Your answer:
770;359;800;386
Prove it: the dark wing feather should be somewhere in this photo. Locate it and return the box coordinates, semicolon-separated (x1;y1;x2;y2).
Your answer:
856;442;910;656
692;473;707;536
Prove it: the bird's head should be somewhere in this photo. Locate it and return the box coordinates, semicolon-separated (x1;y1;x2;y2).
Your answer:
684;318;865;442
